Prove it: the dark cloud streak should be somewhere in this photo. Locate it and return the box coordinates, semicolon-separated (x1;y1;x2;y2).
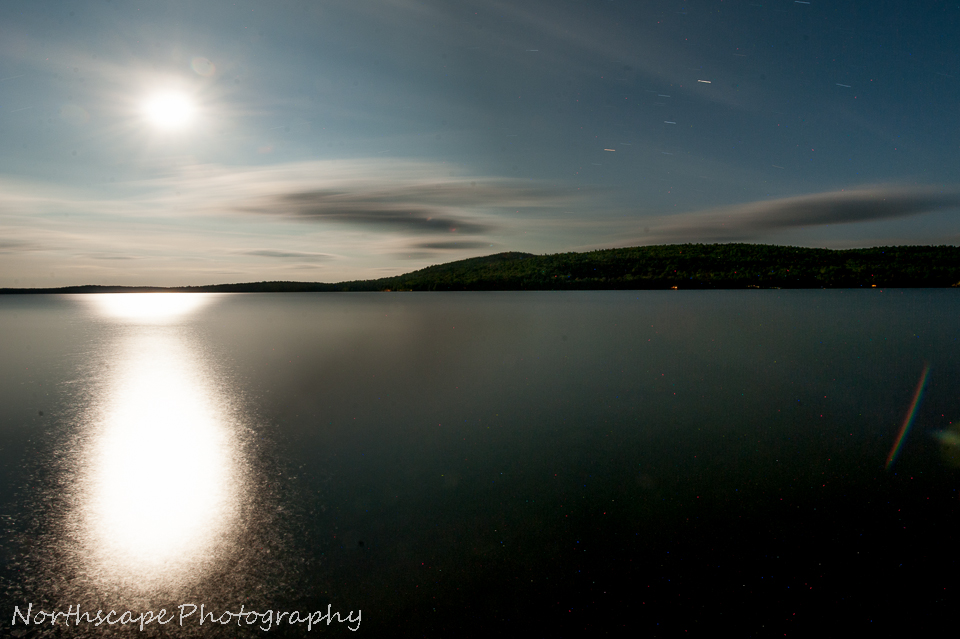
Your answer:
248;180;576;236
237;249;334;260
279;192;492;234
411;240;493;250
644;187;960;243
0;239;41;253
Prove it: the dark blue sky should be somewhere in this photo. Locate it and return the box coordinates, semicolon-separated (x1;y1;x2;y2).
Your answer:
1;0;958;285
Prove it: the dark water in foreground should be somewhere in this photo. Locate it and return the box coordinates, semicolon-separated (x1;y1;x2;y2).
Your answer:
0;291;958;636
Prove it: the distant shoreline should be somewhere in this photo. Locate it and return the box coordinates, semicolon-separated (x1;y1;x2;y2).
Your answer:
3;243;960;293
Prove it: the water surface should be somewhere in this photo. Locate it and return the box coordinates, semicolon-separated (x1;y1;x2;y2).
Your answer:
1;291;958;635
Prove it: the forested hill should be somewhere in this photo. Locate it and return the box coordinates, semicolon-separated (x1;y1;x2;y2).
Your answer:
350;244;960;291
4;244;960;293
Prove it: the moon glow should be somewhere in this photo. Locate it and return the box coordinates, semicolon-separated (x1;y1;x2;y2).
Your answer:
142;92;195;130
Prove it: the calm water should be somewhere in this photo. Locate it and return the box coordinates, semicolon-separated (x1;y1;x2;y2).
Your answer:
0;291;958;636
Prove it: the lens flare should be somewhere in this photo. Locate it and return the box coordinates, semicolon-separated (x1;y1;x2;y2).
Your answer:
191;56;216;77
886;363;930;470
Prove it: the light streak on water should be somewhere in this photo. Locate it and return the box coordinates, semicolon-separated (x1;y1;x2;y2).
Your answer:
89;292;213;323
74;293;245;597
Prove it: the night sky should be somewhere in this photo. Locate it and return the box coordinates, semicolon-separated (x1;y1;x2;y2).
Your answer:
1;0;958;287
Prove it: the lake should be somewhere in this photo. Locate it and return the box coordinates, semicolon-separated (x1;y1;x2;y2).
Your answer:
0;291;957;636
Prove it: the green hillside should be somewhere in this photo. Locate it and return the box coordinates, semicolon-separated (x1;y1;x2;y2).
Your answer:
337;244;960;291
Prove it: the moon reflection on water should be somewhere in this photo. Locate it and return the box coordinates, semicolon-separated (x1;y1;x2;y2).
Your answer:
1;293;314;636
73;294;246;599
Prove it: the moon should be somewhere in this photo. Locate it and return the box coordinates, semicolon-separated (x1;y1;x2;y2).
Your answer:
141;92;195;130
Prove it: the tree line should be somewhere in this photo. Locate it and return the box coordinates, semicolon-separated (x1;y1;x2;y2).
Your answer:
4;244;960;293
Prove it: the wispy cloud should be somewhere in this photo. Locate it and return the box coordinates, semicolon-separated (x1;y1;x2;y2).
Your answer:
410;240;495;250
0;239;40;253
255;181;563;235
268;189;493;235
140;160;580;242
0;159;584;285
637;186;960;244
236;249;335;261
83;254;141;261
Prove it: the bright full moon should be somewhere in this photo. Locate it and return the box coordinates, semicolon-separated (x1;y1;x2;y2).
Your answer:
142;92;195;130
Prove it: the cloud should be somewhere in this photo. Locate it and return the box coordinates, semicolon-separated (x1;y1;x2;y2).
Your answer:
237;249;334;260
85;254;140;260
176;160;581;238
0;159;586;285
272;189;493;234
410;240;494;250
639;186;960;244
0;160;579;241
0;239;37;253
